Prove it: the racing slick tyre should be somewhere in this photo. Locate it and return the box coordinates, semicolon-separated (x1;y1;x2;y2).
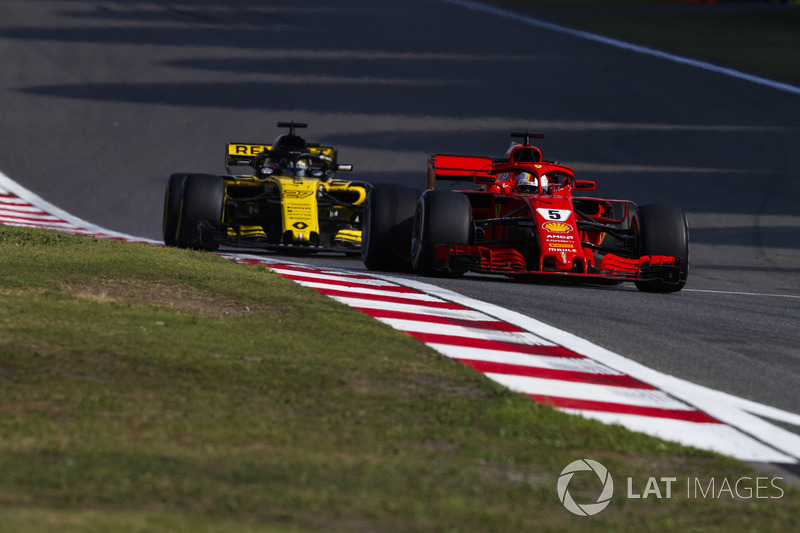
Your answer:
411;190;471;277
362;184;421;271
633;204;689;293
163;173;186;247
176;174;224;251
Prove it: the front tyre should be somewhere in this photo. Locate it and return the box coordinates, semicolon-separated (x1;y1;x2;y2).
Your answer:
411;190;471;277
633;204;689;293
176;174;225;251
163;173;186;246
362;184;421;271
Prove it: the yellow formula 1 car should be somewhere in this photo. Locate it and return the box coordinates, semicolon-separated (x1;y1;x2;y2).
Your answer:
163;122;369;253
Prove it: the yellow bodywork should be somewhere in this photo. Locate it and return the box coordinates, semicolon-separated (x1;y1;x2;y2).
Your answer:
333;228;362;246
224;175;366;246
278;176;320;242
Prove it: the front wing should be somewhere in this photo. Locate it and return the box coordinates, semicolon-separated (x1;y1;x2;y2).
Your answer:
438;244;684;285
197;221;361;254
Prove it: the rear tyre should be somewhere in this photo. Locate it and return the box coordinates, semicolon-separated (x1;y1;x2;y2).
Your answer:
163;173;186;247
362;184;421;271
633;204;689;293
176;174;225;251
411;190;471;277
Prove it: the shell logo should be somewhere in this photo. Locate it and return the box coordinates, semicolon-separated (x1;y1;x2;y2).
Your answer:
543;222;573;233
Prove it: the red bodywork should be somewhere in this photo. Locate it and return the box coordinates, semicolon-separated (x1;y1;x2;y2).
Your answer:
427;144;680;282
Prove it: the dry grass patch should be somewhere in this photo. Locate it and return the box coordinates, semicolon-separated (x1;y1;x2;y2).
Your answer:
61;278;279;318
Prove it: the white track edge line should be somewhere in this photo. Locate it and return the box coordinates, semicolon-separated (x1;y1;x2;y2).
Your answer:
367;271;800;462
0;172;162;245
440;0;800;97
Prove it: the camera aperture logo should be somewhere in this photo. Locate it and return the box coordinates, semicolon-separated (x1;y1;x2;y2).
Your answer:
558;459;786;516
557;459;614;516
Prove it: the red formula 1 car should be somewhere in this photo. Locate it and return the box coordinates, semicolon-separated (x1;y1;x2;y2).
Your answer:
362;131;689;292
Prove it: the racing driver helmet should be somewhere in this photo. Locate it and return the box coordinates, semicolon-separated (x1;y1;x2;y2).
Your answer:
515;172;538;194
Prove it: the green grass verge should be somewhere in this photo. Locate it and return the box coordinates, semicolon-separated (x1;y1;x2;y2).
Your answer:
0;226;798;532
491;0;800;86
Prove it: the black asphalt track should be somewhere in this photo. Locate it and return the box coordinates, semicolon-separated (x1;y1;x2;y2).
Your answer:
1;1;799;448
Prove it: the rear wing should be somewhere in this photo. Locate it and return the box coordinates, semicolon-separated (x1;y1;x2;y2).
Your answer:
427;154;495;189
226;142;338;169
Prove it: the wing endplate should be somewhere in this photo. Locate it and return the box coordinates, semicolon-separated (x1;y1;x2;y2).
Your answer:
427;154;494;189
